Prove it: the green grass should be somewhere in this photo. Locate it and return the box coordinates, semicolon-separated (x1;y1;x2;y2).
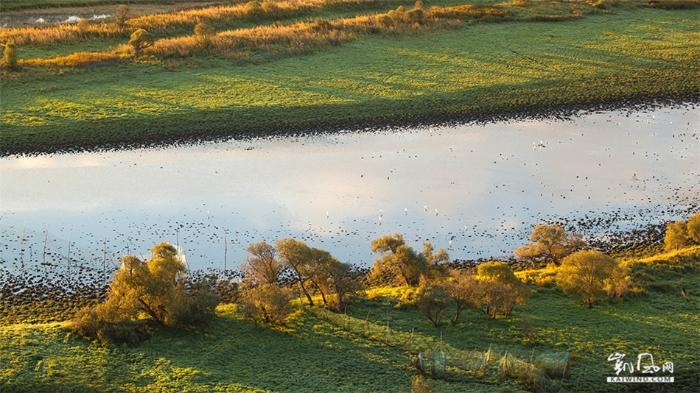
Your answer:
2;7;698;156
1;247;699;392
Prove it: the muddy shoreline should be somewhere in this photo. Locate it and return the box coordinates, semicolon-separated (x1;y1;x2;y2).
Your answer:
3;94;698;158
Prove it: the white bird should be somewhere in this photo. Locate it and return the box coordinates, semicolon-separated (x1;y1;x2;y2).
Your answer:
424;206;427;211
404;208;408;215
435;209;439;216
379;209;383;217
449;240;452;248
326;211;329;218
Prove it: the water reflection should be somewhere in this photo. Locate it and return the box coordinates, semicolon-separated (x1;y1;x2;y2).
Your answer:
1;105;698;271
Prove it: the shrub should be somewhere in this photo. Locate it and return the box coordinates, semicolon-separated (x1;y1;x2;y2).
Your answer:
1;42;18;70
244;1;263;18
115;5;130;29
415;283;448;327
411;374;433;393
194;22;215;44
76;18;90;38
70;243;218;344
377;15;393;27
556;250;620;307
477;262;530;317
312;18;333;32
687;212;700;244
129;29;154;56
664;220;690;251
241;284;293;325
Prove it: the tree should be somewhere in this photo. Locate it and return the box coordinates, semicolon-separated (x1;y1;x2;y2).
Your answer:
664;220;690;251
76;18;90;38
71;242;218;344
241;241;283;286
442;270;480;325
241;283;292;325
688;212;700;244
115;5;130;29
515;224;585;265
129;29;154;57
320;257;361;312
476;262;530;318
421;241;450;280
194;22;215;48
1;43;18;70
415;283;448;327
276;238;317;306
369;234;429;286
556;250;617;308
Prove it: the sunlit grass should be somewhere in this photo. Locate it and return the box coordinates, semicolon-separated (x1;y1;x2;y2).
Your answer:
1;247;698;392
2;7;698;156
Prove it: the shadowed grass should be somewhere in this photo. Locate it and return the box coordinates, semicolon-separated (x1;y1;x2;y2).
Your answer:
2;7;698;156
1;247;698;392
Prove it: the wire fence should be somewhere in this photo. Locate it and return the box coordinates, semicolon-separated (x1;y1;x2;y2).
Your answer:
315;308;569;393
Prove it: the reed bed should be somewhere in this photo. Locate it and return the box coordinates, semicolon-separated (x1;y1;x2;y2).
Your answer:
0;0;395;46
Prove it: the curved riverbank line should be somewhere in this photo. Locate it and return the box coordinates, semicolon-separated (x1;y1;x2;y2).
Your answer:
1;7;698;156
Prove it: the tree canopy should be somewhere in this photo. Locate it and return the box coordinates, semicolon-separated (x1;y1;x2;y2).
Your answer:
71;242;218;344
369;234;448;286
241;241;283;286
515;224;585;266
556;250;620;308
129;29;154;56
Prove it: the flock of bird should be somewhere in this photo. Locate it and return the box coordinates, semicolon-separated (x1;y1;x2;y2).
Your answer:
0;106;697;308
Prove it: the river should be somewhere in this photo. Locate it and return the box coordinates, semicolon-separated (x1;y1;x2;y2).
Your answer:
1;104;697;274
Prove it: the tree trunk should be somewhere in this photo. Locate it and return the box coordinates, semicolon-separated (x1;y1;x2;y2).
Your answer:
138;297;162;324
299;280;314;307
311;280;328;308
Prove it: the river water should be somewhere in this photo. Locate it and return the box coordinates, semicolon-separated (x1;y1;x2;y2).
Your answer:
0;105;698;273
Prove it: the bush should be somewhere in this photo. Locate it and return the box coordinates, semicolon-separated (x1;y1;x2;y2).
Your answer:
687;212;700;244
415;283;449;327
70;243;219;345
477;262;530;317
664;220;690;251
115;5;129;29
194;22;215;47
377;15;393;27
1;43;18;70
129;29;154;56
241;284;293;325
556;250;621;308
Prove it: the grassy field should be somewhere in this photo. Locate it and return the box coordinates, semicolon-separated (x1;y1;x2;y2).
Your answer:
1;2;698;156
1;246;698;392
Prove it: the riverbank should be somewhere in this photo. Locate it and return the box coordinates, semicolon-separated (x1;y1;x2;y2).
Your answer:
2;246;699;392
1;6;698;156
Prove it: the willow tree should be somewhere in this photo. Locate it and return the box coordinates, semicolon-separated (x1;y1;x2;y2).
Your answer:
476;261;530;318
556;250;618;308
515;224;585;266
369;233;429;286
688;212;700;244
71;242;218;344
664;220;691;251
241;241;283;286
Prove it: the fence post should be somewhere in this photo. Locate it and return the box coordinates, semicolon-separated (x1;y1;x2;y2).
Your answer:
364;310;371;336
